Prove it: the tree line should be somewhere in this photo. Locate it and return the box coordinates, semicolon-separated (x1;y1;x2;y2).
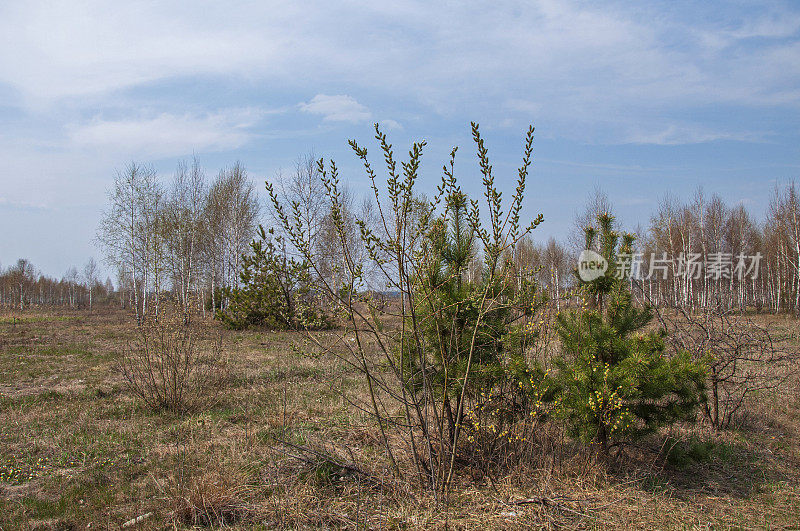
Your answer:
4;157;796;318
512;185;800;315
638;185;799;313
0;257;111;310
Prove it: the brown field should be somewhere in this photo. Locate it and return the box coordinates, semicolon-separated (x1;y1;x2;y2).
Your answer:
1;307;799;529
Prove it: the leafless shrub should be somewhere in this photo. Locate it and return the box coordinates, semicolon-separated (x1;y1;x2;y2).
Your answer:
657;307;800;429
119;300;225;413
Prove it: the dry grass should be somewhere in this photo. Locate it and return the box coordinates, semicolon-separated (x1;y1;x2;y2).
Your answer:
0;306;798;529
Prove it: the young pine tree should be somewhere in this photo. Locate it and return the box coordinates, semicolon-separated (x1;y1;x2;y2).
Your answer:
554;213;706;454
219;227;327;330
402;186;548;449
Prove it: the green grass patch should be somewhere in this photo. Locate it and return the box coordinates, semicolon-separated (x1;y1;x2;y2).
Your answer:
666;435;738;468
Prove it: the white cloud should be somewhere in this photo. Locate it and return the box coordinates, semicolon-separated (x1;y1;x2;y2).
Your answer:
0;197;49;210
623;124;767;146
0;0;797;145
379;119;403;131
299;94;372;123
68;109;260;158
0;2;283;102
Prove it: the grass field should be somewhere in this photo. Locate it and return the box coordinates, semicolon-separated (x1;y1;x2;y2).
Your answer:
0;307;799;529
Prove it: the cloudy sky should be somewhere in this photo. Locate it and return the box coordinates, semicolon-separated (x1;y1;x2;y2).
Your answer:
1;0;799;278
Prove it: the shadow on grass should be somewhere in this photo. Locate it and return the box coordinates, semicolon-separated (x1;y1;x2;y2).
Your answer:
610;428;794;501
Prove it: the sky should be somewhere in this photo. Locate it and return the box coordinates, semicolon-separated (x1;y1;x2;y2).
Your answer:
1;0;799;279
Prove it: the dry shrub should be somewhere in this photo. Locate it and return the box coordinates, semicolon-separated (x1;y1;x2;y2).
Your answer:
172;474;254;527
119;299;226;413
658;308;800;429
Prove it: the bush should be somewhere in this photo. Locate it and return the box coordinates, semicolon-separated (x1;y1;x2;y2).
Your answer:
218;227;329;330
268;122;547;491
399;190;550;447
460;365;556;471
659;308;800;429
554;214;706;454
119;300;225;413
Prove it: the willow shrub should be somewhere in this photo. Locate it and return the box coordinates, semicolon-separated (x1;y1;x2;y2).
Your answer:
268;123;551;492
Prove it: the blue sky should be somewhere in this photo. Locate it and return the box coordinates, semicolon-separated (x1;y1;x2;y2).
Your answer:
1;0;799;278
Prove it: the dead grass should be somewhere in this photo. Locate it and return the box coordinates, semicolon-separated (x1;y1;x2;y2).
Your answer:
0;306;798;529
